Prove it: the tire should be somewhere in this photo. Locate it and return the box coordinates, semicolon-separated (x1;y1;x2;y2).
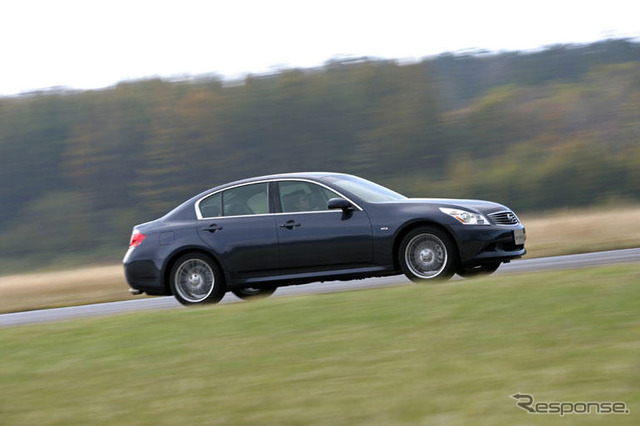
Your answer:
169;253;226;305
231;286;276;300
399;226;457;283
456;262;500;278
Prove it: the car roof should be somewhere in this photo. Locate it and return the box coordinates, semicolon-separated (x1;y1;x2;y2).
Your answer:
167;172;351;220
232;171;342;183
215;172;349;189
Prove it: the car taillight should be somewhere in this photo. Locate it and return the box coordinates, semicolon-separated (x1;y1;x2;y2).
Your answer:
129;229;146;248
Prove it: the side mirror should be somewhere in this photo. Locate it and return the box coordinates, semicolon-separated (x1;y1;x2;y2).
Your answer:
327;198;354;211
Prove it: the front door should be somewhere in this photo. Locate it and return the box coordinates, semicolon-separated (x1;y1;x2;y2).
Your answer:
275;180;373;273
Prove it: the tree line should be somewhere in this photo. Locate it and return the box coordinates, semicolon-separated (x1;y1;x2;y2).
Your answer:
1;38;639;270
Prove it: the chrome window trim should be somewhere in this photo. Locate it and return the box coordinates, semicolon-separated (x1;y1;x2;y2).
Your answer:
195;178;363;220
195;180;271;220
273;210;344;216
276;179;364;211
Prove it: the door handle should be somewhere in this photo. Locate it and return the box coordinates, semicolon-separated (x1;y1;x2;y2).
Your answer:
203;223;223;233
280;220;301;230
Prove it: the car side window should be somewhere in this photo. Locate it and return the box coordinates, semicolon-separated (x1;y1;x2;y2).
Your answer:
222;183;269;216
278;181;340;213
199;193;222;218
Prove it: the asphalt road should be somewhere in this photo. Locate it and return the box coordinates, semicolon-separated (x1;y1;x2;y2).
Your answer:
1;248;638;328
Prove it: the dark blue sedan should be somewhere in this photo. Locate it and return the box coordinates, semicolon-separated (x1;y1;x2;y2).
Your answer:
124;173;526;305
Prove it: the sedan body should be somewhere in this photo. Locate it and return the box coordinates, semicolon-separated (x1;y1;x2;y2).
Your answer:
123;173;526;304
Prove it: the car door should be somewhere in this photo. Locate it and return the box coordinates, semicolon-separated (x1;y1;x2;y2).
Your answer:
275;180;373;273
196;182;279;280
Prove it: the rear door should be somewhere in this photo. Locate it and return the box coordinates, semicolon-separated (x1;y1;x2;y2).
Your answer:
196;182;279;280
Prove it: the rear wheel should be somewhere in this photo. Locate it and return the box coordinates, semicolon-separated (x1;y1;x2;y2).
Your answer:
169;253;225;305
231;287;276;300
399;226;457;283
456;262;500;278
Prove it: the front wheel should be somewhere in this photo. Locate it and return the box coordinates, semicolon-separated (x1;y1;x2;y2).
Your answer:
399;226;457;283
169;253;226;305
231;287;276;300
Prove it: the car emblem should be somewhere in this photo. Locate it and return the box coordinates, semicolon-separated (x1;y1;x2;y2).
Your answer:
507;213;517;223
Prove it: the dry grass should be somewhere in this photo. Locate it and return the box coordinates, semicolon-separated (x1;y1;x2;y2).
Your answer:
1;206;638;313
0;265;145;314
521;206;640;258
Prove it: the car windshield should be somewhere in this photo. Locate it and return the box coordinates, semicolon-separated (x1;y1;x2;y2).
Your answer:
326;175;407;202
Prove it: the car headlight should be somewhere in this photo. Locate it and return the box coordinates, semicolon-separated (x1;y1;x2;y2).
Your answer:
439;207;490;225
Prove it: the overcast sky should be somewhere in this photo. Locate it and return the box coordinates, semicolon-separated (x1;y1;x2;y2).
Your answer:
1;0;639;96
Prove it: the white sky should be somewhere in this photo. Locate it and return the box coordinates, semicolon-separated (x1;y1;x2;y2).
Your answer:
1;0;639;96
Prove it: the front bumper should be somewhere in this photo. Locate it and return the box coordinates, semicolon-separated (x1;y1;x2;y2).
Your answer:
455;225;526;266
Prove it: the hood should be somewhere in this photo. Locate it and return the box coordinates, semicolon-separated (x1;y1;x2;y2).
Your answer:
392;198;509;215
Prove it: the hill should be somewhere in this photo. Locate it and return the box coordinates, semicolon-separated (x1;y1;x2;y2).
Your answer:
0;39;639;269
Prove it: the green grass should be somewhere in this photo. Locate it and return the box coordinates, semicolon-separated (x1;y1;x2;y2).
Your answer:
1;265;639;425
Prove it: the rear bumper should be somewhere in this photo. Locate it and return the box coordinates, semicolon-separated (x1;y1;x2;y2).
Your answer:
123;258;169;296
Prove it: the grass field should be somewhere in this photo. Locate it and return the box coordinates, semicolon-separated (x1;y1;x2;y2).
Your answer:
0;205;639;314
1;265;638;425
521;206;640;258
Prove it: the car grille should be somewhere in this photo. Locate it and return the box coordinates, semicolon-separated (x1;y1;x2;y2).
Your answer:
488;211;520;225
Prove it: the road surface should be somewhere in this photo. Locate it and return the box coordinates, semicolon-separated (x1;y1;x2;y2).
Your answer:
1;248;638;328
